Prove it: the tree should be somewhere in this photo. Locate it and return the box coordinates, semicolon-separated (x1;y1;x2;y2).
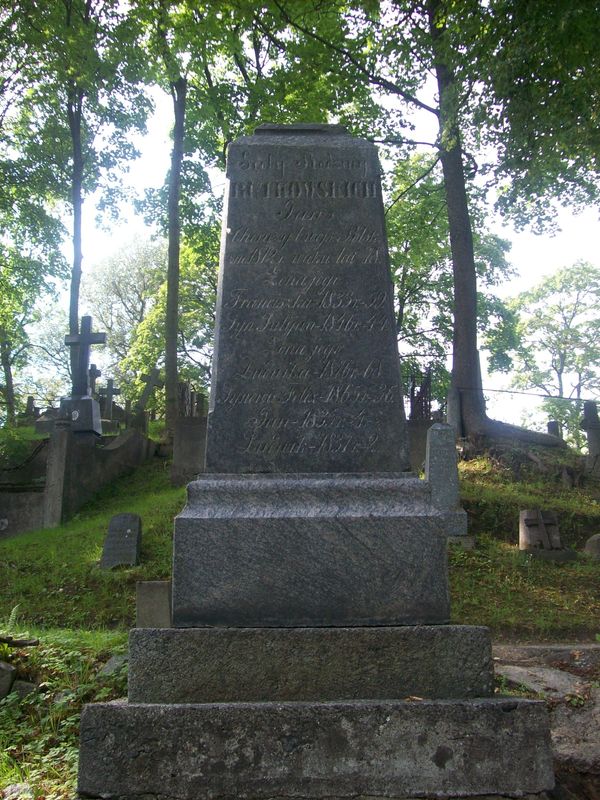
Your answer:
499;263;600;448
7;0;151;376
387;153;515;408
81;237;167;371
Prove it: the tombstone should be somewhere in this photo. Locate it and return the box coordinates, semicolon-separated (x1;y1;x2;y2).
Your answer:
99;514;142;569
584;533;600;561
425;423;469;540
136;581;172;628
581;400;600;475
170;414;207;486
60;316;106;437
99;379;121;421
88;364;102;395
79;125;553;800
177;381;192;418
547;420;561;438
17;396;40;426
131;368;163;432
519;509;577;562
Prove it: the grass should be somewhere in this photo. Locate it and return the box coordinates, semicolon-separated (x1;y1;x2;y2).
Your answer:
450;534;600;641
1;447;600;797
0;457;185;628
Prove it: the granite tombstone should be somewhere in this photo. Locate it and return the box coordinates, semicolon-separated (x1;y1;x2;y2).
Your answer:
206;123;407;474
78;125;553;800
100;513;142;569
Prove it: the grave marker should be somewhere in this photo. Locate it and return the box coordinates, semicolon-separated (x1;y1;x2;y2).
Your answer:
100;513;142;569
99;379;121;421
61;316;106;437
78;124;553;800
88;364;101;395
581;400;600;474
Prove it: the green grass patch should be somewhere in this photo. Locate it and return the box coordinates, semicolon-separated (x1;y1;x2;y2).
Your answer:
0;457;185;628
459;456;600;548
0;624;127;800
450;534;600;640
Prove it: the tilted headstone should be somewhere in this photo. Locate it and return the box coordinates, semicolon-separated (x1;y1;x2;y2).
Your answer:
78;125;554;800
100;513;142;569
136;368;163;412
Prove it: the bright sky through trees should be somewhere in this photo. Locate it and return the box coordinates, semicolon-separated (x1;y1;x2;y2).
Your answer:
74;88;600;426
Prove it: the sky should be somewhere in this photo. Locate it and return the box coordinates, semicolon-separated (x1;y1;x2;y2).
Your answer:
75;93;600;428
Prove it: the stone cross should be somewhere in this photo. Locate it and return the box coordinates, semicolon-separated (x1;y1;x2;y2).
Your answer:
136;368;163;411
64;316;106;397
99;379;121;421
88;364;102;395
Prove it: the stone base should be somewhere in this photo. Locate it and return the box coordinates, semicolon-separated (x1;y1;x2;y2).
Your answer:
78;698;554;799
59;396;102;436
128;625;494;703
173;473;450;627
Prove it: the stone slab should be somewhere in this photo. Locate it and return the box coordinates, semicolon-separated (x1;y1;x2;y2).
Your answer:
59;396;102;436
172;474;449;627
128;625;493;703
170;416;207;485
136;581;172;628
100;513;142;569
77;698;554;799
206;124;408;474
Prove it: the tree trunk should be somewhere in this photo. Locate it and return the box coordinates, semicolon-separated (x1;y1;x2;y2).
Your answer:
164;76;187;441
0;335;16;425
67;87;84;381
428;0;487;437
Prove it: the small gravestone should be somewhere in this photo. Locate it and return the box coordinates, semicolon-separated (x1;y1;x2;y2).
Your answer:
519;509;576;561
425;423;469;541
100;514;142;569
547;420;561;438
581;400;600;475
136;581;172;628
584;533;600;561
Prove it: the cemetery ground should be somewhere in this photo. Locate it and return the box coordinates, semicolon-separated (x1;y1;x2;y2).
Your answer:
0;443;600;799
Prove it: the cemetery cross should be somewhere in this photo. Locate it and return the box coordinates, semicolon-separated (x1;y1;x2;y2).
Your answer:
88;363;102;395
100;379;121;421
64;316;107;398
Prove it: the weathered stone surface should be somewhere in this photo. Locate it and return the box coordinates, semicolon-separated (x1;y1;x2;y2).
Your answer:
206;124;408;474
552;687;600;774
128;625;493;703
136;581;172;628
172;473;449;627
78;698;554;799
100;513;141;569
584;533;600;560
10;680;36;699
425;422;468;537
0;660;16;698
495;664;590;698
170;416;207;486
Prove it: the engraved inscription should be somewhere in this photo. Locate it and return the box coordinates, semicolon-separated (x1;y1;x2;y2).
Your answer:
207;129;405;472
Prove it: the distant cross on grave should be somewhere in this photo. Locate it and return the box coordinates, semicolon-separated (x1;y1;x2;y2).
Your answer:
88;364;102;395
65;316;106;397
136;368;163;412
99;379;121;421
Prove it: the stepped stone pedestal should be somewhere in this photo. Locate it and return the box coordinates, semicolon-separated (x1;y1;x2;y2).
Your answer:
78;125;553;799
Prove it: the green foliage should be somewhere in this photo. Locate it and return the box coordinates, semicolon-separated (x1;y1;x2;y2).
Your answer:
450;534;600;640
0;458;184;628
386;153;516;406
0;427;36;469
491;262;600;447
0;626;127;800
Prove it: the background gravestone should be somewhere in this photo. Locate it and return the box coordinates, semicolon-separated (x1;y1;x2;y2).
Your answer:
206;123;408;474
100;513;142;569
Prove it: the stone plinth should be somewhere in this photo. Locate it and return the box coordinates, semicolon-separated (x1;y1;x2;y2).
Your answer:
172;473;450;627
206;124;407;474
78;698;554;800
128;625;494;703
59;396;102;436
425;423;468;538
